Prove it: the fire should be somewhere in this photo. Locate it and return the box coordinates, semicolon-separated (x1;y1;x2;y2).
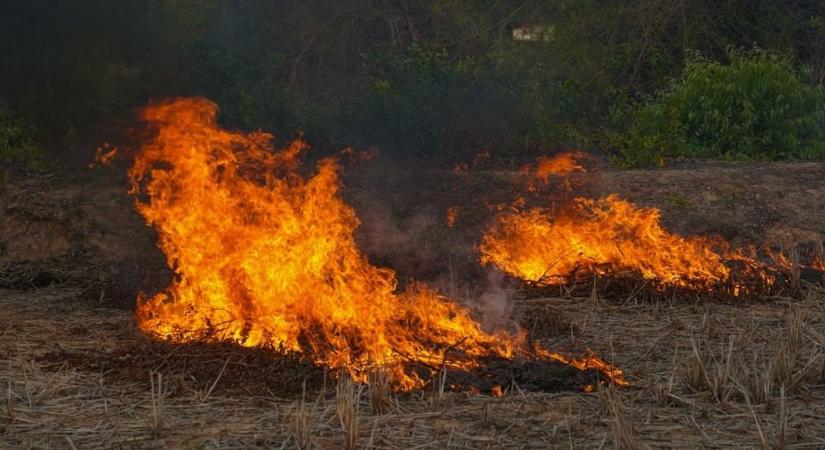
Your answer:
482;195;730;288
524;152;587;182
128;98;626;389
480;194;778;292
479;151;800;294
446;207;458;228
520;152;588;193
812;255;825;271
89;144;117;168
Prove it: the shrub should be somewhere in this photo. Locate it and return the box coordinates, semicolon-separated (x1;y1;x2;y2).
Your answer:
356;43;533;159
0;102;43;176
612;50;825;167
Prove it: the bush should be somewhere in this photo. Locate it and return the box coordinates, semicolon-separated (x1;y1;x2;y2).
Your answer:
612;50;825;167
355;43;534;159
0;102;43;175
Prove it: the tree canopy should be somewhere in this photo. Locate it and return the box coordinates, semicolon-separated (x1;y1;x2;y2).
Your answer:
2;0;824;167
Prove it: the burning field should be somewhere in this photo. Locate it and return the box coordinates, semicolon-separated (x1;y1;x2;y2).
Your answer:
127;98;625;391
2;98;825;448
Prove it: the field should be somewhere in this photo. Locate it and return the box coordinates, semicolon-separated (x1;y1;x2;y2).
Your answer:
2;160;825;449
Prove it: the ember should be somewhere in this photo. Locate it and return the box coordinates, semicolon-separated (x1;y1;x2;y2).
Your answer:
446;206;458;228
88;144;117;168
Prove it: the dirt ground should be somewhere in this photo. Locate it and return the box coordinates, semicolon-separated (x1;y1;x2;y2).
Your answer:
3;285;824;448
2;160;825;448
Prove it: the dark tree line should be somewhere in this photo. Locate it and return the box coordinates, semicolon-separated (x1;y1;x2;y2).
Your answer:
2;0;825;168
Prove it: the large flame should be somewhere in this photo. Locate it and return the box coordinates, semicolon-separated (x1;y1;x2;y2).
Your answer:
128;98;625;389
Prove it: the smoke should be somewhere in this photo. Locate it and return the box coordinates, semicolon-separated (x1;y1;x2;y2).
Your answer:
340;153;591;333
350;184;519;332
474;268;515;331
342;166;521;332
341;152;595;332
353;198;440;267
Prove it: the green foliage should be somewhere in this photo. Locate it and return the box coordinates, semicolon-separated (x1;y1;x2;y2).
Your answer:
613;50;825;167
2;1;825;166
0;102;42;171
356;43;534;157
360;44;466;154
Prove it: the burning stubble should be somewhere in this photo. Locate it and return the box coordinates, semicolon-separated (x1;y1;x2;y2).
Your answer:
128;97;626;390
480;152;819;297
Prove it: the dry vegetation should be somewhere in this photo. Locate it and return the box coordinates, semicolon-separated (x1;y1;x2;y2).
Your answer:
2;283;825;449
2;162;825;448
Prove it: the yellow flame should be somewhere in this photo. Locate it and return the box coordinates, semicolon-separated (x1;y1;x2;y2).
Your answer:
128;98;626;389
481;194;775;293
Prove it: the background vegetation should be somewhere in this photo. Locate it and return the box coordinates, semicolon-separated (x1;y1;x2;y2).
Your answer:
2;0;825;168
0;102;43;182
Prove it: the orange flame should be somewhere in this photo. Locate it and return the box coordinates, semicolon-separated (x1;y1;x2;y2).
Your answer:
481;194;773;293
89;144;117;168
523;152;587;182
446;207;458;228
128;98;626;389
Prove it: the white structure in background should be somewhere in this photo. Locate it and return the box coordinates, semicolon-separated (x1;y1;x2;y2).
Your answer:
512;25;554;42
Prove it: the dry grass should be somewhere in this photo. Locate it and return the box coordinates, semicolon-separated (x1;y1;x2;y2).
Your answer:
148;371;166;438
599;385;645;450
335;374;361;450
2;286;825;448
291;384;313;450
366;369;390;415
